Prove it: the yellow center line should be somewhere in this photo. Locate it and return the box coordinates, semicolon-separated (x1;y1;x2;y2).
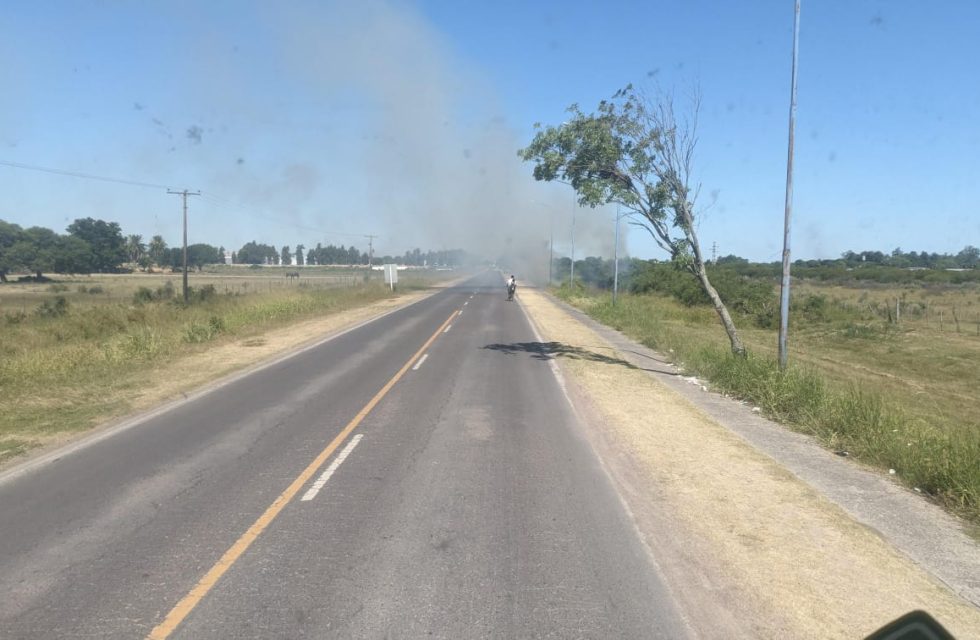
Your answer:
148;308;460;639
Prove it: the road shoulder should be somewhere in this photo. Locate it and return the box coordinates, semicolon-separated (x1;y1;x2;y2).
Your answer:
517;287;980;639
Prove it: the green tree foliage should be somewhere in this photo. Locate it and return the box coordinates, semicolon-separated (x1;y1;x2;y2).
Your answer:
125;234;145;264
147;235;168;267
0;220;26;282
281;245;292;266
520;85;747;355
54;236;95;274
187;244;223;270
236;241;277;265
9;227;60;279
295;244;305;266
955;245;979;268
66;218;127;272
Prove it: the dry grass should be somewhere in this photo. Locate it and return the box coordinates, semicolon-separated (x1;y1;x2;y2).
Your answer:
521;288;980;639
557;281;980;524
0;268;452;464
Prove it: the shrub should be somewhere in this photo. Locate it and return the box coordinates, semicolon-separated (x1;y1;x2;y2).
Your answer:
133;287;155;304
628;263;776;328
133;281;176;304
801;294;828;322
182;315;225;343
36;296;69;318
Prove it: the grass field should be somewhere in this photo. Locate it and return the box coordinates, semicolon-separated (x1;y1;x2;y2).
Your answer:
557;281;980;527
0;267;451;464
0;265;372;312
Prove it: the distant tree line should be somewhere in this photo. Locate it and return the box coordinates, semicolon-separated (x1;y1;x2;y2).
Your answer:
0;218;224;281
839;246;978;269
232;242;469;268
563;245;978;292
557;245;980;327
0;216;472;282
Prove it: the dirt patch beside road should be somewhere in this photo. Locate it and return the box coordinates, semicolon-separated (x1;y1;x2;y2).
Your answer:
518;288;980;639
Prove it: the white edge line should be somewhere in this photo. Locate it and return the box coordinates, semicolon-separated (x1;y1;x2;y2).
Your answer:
513;291;700;638
0;284;451;487
443;324;452;333
411;353;429;371
463;301;468;306
515;296;567;394
301;434;364;501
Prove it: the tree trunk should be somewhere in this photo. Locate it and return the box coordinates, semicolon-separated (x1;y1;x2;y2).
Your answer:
0;270;7;283
695;262;746;357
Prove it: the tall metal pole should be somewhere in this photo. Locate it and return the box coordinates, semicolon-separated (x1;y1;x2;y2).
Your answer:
613;206;621;305
168;189;200;303
569;202;576;287
778;0;801;370
548;222;554;284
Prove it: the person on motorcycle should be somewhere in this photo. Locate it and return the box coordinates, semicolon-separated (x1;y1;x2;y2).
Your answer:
506;275;517;300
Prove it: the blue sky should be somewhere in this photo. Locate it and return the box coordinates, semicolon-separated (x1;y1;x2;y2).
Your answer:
1;0;977;262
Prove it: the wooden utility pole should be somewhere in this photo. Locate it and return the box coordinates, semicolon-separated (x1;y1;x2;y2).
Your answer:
364;234;378;275
168;189;200;302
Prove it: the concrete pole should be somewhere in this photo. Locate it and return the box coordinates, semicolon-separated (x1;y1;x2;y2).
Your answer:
613;206;621;305
778;0;801;370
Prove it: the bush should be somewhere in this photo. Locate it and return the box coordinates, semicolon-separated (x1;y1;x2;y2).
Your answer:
182;315;225;343
801;294;828;322
133;287;155;304
133;281;176;304
192;284;217;302
36;296;69;318
47;283;69;293
629;263;776;328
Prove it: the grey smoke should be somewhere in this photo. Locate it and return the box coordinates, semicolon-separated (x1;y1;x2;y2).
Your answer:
272;0;622;281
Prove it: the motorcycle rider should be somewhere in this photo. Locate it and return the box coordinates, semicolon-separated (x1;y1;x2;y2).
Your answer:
506;274;517;299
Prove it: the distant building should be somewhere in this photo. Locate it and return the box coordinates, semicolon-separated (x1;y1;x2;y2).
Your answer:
224;251;233;265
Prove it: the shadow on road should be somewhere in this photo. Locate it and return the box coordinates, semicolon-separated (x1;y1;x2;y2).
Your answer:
482;341;674;374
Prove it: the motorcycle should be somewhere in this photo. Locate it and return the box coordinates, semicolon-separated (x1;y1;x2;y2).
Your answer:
506;282;516;301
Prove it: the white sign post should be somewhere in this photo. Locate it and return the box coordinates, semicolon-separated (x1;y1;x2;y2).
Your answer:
383;264;398;291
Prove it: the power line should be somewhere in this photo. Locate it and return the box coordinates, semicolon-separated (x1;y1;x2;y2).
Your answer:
1;158;379;245
0;159;175;190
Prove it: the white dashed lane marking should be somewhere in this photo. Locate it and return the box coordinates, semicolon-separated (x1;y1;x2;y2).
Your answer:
301;435;364;502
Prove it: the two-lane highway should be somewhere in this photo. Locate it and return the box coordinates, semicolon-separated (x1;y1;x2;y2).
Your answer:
0;271;689;639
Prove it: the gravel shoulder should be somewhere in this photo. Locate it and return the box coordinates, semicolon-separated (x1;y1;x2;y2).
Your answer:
518;287;980;639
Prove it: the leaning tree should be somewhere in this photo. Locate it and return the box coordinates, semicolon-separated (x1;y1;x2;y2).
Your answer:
520;85;746;356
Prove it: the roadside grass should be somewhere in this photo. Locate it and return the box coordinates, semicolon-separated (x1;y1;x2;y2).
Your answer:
556;286;980;526
0;272;445;464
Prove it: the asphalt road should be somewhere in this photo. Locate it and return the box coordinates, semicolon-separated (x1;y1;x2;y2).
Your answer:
0;271;690;639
